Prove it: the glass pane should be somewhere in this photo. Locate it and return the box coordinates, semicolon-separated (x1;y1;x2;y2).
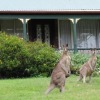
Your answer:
59;20;72;49
1;20;14;34
15;19;23;38
77;19;99;48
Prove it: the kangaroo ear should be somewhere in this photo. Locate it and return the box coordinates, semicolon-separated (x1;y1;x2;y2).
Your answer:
93;48;96;54
62;45;64;50
65;44;68;51
66;44;68;47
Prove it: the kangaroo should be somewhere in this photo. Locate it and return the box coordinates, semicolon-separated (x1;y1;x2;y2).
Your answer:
45;44;71;94
78;49;97;83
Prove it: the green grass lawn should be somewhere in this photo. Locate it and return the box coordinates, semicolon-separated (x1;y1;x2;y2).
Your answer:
0;75;100;100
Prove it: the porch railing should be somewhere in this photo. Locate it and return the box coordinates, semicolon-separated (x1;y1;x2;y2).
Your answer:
68;48;100;54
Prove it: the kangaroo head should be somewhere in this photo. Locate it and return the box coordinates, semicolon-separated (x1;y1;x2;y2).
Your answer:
63;44;68;55
90;49;97;65
91;49;96;56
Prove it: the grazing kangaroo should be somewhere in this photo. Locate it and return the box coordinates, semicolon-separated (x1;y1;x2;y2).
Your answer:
78;49;97;83
45;44;71;94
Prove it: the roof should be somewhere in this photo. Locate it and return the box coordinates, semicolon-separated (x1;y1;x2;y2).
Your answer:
0;0;100;14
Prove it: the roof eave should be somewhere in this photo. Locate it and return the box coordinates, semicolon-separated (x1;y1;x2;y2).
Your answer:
0;10;100;15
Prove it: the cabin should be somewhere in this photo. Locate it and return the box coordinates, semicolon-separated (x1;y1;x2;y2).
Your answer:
0;0;100;52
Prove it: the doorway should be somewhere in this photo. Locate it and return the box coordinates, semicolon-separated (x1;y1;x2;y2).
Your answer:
28;19;58;48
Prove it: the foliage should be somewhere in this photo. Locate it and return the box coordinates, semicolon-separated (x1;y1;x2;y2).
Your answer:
71;52;100;76
0;32;99;78
0;32;30;78
94;55;100;76
26;41;60;77
0;32;60;78
71;53;89;74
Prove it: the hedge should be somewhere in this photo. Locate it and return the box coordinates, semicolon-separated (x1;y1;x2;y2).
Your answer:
0;32;99;78
71;53;100;76
0;32;59;78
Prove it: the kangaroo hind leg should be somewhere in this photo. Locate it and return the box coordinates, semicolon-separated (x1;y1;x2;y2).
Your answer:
45;84;55;95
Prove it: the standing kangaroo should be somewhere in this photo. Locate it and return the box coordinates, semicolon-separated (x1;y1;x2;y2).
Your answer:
78;49;97;83
45;44;71;94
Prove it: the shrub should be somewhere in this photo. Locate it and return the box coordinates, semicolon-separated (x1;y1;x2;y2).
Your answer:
71;53;89;75
26;41;60;77
0;32;30;78
71;52;100;76
94;55;100;76
0;32;99;78
0;32;60;78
